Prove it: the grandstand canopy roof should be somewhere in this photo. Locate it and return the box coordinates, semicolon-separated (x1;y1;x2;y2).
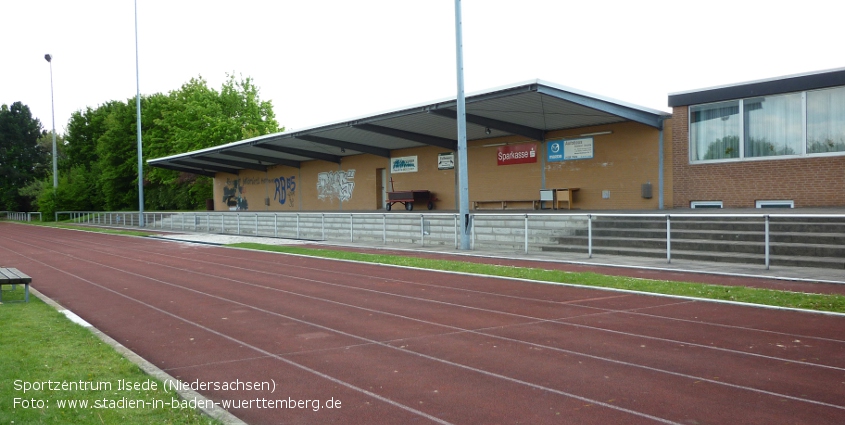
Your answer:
148;80;669;176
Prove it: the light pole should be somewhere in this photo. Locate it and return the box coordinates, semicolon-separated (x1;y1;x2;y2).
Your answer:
454;0;470;249
134;0;145;227
44;54;57;188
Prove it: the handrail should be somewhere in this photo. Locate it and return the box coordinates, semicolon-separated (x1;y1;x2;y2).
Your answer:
52;210;845;271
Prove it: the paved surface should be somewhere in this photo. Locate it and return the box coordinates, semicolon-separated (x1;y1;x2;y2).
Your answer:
2;222;845;424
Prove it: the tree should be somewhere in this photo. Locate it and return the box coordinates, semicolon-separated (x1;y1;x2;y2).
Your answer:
143;74;280;210
29;73;281;217
0;102;48;211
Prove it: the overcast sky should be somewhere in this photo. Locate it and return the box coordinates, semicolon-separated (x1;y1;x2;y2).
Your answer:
3;0;843;136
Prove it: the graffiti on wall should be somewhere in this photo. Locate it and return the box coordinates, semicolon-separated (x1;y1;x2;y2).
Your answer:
222;179;249;210
317;169;355;202
223;175;296;211
274;176;296;207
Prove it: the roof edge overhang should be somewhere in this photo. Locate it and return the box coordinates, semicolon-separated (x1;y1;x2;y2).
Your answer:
148;79;671;168
668;67;845;107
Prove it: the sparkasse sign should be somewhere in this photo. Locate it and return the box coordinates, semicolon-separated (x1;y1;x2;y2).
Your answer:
497;143;537;166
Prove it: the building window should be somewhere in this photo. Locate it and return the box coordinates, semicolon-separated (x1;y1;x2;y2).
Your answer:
807;86;845;154
690;201;723;209
744;93;803;158
690;101;739;161
756;200;794;208
690;85;845;162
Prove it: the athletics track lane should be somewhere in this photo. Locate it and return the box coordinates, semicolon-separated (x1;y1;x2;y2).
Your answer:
2;223;844;424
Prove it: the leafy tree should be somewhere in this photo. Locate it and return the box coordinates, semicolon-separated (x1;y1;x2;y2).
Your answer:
29;73;280;217
0;102;48;211
96;101;139;210
144;74;280;210
36;130;66;170
65;106;108;169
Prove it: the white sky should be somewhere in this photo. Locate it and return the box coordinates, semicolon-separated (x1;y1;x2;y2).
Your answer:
3;0;843;136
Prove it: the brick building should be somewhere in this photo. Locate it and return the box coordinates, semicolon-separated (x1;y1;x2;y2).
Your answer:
149;68;845;211
669;68;845;209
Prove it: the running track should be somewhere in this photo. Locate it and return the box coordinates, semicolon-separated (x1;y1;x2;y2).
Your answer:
2;223;844;424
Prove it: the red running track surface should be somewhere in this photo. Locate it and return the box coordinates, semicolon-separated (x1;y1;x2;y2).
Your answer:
2;223;844;424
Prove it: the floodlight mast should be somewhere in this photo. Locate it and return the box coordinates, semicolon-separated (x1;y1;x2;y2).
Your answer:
44;54;57;188
454;0;471;250
134;0;145;227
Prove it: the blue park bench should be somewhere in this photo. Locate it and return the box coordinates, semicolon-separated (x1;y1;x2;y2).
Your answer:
0;268;32;303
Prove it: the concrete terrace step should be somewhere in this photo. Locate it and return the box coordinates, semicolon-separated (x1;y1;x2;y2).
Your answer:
571;228;845;245
565;216;845;269
550;235;845;256
540;244;845;269
592;219;845;234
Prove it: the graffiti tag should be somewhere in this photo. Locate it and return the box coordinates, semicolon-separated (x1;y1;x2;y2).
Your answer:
317;169;355;202
274;176;296;207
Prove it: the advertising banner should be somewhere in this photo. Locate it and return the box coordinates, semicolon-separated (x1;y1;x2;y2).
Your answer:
497;143;538;166
547;137;594;162
390;156;418;173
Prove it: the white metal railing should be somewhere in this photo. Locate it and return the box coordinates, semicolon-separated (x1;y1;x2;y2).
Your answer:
1;211;42;222
53;211;845;270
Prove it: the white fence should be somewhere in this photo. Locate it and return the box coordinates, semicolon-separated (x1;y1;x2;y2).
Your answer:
1;211;42;222
54;211;845;270
55;211;587;252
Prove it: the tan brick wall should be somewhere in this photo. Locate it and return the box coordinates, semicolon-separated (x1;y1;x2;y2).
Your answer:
212;120;673;212
466;135;543;203
213;165;301;211
389;145;459;210
672;105;845;208
541;121;671;210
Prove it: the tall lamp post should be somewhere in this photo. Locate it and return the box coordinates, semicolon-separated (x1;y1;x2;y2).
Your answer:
134;0;145;227
44;54;58;188
454;0;470;249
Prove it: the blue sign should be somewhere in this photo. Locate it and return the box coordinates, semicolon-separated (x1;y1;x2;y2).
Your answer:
547;140;564;162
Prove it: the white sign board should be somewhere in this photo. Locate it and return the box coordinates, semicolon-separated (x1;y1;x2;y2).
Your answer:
547;137;594;162
438;152;455;170
563;137;594;160
390;156;418;173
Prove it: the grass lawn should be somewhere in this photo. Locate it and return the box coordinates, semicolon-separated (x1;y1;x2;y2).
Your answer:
0;287;219;425
229;243;845;314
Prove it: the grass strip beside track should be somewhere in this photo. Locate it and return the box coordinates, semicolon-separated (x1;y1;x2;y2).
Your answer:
229;243;845;314
0;289;219;425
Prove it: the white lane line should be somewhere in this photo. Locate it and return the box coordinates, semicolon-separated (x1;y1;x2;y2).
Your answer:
110;242;845;373
155;240;845;341
14;231;845;372
2;246;454;425
4;235;684;425
9;234;845;415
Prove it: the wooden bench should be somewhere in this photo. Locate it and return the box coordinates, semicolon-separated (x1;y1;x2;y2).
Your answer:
473;200;540;210
0;268;32;303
